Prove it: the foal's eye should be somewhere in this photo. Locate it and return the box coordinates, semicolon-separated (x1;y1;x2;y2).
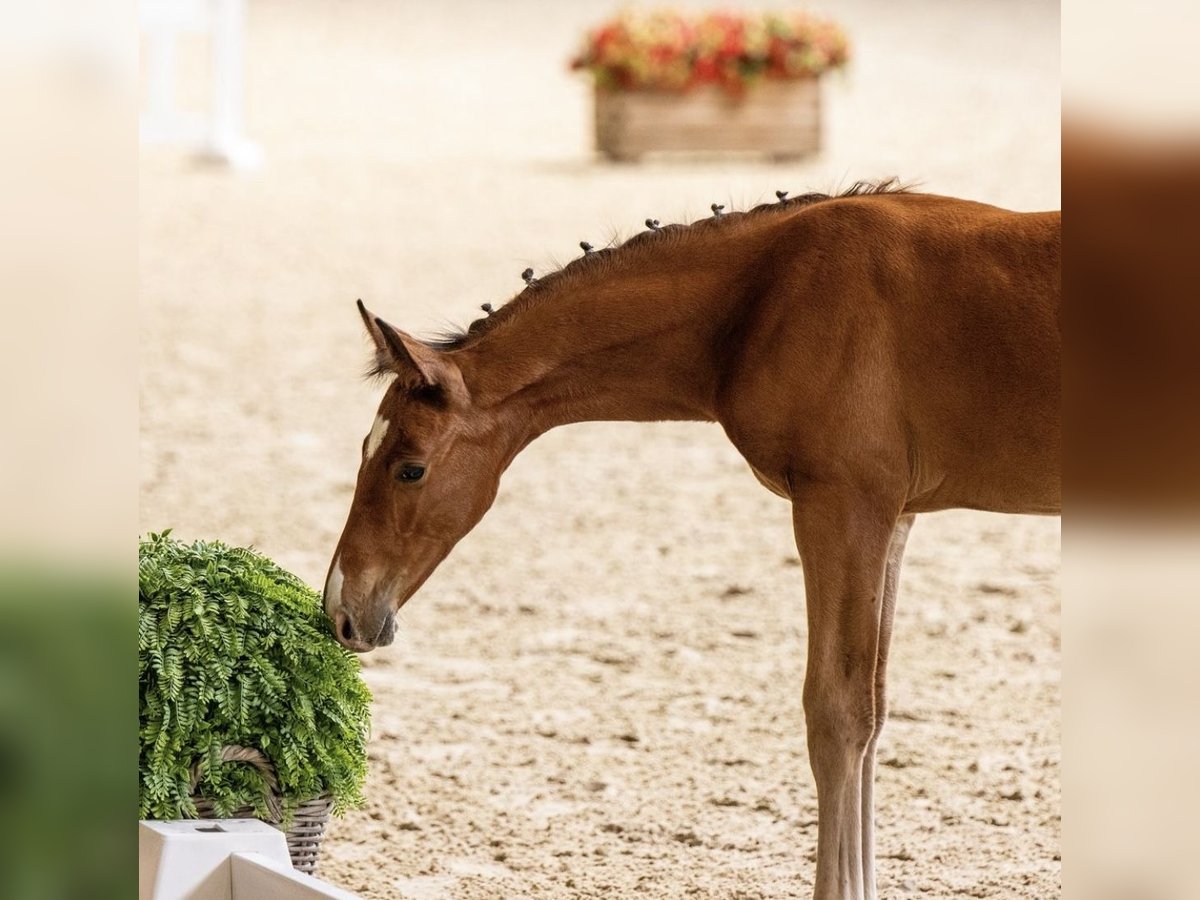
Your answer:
396;464;426;483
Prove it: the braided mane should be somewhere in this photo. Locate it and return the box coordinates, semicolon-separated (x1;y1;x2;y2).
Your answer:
424;179;908;351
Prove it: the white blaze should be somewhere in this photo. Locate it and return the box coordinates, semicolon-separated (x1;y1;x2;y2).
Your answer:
324;555;344;613
365;414;389;461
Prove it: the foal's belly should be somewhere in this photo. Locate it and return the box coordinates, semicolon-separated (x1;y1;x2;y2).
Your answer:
902;490;1061;516
901;457;1061;516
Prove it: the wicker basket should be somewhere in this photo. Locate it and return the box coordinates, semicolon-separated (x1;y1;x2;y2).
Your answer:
189;744;334;876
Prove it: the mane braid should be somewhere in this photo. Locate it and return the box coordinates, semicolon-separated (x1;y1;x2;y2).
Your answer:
421;179;908;352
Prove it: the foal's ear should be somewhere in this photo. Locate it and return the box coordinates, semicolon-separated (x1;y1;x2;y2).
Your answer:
357;299;390;360
356;300;461;393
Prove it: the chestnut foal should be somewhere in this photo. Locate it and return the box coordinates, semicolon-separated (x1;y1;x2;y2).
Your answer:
325;183;1061;900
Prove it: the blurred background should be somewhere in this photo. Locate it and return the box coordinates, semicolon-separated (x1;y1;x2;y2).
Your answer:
2;0;1192;896
137;1;1061;897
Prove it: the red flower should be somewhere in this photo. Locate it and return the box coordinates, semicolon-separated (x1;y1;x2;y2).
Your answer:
571;9;849;95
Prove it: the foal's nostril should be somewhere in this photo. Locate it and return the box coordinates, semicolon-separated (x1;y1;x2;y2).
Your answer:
335;610;355;644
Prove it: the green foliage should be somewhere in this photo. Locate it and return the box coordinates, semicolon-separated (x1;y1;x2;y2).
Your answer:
139;533;371;823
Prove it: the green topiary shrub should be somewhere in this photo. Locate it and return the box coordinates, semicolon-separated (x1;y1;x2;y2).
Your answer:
138;532;371;823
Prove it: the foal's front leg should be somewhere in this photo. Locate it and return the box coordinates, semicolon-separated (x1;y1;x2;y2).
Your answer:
793;488;900;900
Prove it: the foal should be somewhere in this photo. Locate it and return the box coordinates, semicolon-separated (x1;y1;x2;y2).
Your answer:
325;183;1061;900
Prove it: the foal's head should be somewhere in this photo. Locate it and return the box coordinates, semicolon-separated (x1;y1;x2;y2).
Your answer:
324;301;506;652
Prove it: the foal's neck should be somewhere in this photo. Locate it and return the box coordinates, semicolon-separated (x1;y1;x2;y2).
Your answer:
457;226;771;439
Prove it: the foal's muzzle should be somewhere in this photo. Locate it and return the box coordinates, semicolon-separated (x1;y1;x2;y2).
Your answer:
324;555;398;652
331;605;396;653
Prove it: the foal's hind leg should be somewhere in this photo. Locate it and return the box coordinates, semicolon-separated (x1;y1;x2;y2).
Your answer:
793;487;900;900
860;515;914;900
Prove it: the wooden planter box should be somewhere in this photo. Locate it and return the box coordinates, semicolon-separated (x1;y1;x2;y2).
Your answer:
594;79;821;162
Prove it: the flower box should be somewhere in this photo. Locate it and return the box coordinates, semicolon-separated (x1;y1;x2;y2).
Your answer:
593;79;821;162
572;9;847;161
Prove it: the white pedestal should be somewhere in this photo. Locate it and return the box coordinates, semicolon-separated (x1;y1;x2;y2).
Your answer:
139;819;290;900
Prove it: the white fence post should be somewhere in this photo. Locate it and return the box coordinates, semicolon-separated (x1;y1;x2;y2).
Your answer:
139;0;262;168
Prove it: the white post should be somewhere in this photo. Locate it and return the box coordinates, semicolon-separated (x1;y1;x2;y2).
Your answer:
139;0;262;168
205;0;261;167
